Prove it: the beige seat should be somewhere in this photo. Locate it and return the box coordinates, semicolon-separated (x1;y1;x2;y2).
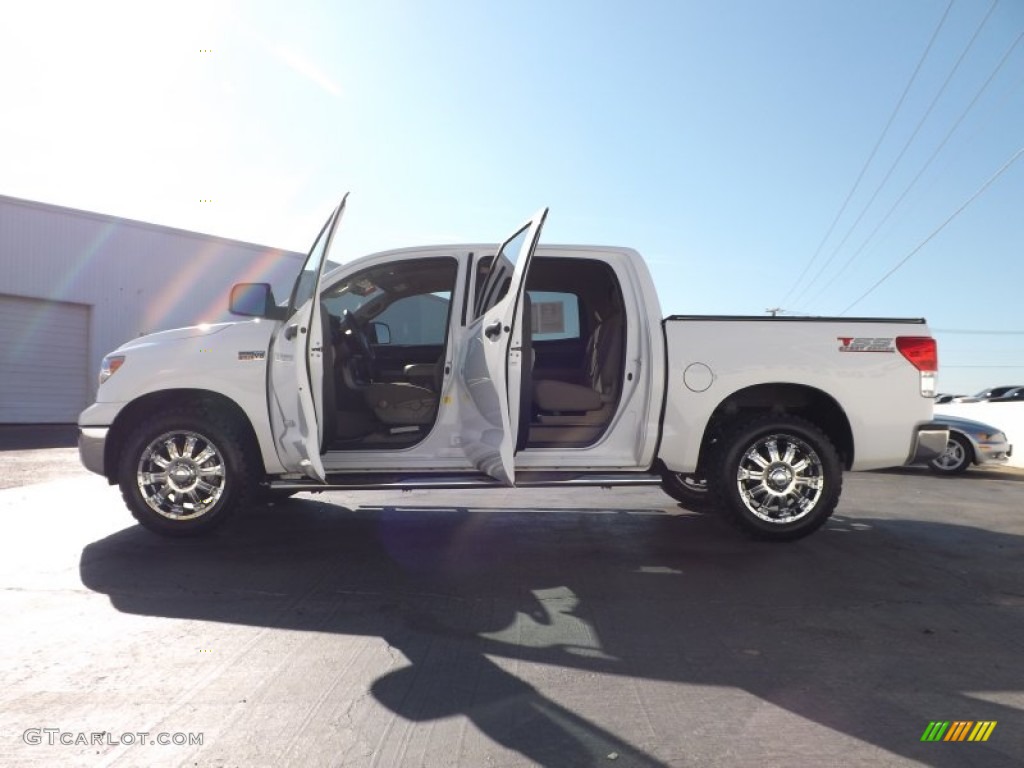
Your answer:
363;381;438;426
362;356;445;427
533;309;624;426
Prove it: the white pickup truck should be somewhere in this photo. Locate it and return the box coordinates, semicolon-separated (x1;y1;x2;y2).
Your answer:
79;198;947;541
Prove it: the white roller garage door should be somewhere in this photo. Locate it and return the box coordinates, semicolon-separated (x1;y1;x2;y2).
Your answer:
0;295;91;423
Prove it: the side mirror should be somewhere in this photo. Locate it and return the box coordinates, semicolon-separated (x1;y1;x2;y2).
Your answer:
370;322;391;345
229;283;285;320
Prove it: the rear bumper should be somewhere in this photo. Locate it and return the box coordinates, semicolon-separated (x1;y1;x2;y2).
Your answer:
78;427;109;476
907;422;949;465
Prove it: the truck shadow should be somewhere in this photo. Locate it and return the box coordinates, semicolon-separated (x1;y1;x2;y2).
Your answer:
79;499;1024;766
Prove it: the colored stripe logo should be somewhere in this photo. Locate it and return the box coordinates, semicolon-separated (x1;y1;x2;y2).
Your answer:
921;721;997;742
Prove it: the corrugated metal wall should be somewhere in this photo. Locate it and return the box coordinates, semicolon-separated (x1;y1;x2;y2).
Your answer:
0;194;305;422
0;295;91;422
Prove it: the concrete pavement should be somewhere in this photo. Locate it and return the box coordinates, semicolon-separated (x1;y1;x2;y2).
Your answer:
1;455;1023;766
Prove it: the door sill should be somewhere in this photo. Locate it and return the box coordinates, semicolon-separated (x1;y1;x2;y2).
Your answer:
269;470;662;492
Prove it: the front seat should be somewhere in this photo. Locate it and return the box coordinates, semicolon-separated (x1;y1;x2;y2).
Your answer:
363;380;439;426
532;308;624;427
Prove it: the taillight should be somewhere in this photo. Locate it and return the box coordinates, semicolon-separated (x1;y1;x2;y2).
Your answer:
896;337;937;371
896;336;937;397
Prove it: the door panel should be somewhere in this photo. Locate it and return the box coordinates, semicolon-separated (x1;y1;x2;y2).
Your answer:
268;194;347;480
458;208;548;485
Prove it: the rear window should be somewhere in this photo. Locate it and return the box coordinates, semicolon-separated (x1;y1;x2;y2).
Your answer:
528;291;580;341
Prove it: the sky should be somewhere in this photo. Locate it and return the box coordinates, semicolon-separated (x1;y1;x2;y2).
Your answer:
1;0;1021;395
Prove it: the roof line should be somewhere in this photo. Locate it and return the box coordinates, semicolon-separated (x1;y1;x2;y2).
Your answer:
0;193;304;258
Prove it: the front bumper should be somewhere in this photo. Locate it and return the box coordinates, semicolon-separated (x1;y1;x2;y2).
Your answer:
78;427;109;476
974;438;1012;466
907;422;949;465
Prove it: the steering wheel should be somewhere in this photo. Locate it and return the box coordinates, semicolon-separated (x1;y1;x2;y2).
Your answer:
341;309;375;362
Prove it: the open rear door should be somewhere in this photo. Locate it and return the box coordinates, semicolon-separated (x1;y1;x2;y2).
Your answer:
268;194;347;480
459;208;548;485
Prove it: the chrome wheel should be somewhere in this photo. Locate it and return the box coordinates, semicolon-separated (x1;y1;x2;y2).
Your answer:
735;433;825;524
136;430;226;520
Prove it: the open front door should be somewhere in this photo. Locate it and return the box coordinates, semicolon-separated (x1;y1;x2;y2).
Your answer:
268;194;348;480
459;208;548;485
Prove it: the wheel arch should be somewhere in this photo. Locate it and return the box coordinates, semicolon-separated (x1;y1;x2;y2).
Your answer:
104;389;266;483
697;383;855;472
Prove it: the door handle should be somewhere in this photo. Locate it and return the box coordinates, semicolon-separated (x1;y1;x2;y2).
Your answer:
284;323;299;340
484;320;503;340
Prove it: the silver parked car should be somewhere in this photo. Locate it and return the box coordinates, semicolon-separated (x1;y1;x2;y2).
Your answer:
929;414;1012;475
953;384;1024;403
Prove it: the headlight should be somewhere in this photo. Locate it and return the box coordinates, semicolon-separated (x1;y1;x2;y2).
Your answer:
973;431;1005;443
99;355;125;386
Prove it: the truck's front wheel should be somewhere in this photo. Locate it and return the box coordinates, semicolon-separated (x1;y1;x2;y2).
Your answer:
117;409;255;537
713;415;841;541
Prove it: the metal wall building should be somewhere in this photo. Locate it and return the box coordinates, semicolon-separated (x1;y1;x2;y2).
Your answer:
0;194;305;423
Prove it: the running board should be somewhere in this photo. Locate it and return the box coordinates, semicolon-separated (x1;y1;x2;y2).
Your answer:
270;471;663;493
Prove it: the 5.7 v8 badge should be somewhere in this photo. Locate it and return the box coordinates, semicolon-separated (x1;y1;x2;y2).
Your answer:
838;337;895;353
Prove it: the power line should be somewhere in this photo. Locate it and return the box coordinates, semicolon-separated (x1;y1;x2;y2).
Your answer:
839;144;1024;315
802;25;1024;311
778;0;955;306
791;0;1000;309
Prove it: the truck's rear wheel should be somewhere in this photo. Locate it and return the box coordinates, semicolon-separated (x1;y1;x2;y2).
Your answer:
712;415;841;541
117;409;255;537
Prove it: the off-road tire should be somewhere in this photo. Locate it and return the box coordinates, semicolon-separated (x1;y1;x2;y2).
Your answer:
711;414;842;542
117;407;257;537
